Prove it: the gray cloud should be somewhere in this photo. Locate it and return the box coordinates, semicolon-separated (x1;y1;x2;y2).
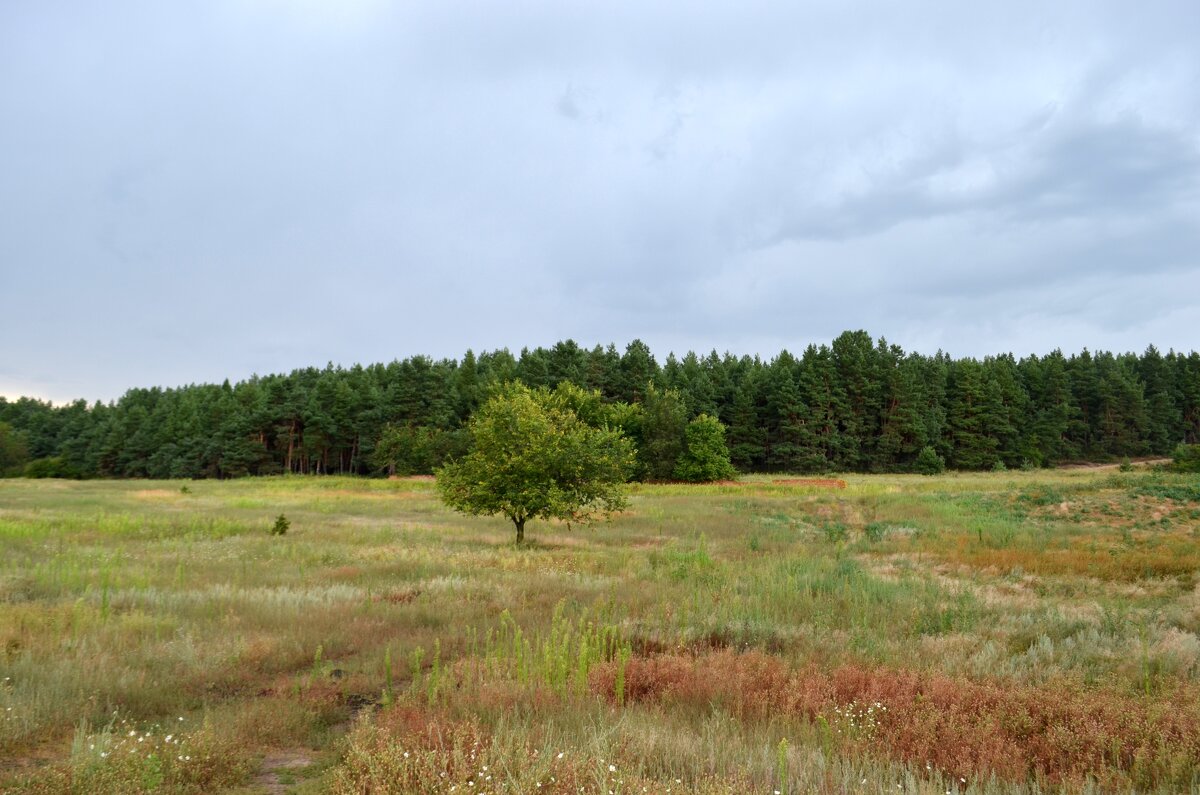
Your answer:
1;0;1198;403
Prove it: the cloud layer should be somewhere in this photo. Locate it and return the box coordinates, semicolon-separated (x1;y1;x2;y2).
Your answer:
2;1;1198;402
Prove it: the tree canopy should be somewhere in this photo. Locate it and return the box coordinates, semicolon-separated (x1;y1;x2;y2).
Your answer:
3;332;1198;479
435;383;635;543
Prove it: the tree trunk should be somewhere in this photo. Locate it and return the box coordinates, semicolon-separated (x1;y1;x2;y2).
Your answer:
285;421;295;472
513;516;525;544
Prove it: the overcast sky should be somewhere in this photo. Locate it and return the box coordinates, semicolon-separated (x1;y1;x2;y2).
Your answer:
2;1;1198;404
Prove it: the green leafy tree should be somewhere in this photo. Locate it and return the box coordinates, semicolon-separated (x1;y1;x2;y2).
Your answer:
674;414;736;482
435;383;635;543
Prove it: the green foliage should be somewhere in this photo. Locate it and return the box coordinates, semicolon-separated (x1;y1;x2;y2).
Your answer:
914;445;945;475
23;456;81;479
271;513;290;535
1171;443;1200;473
863;522;888;542
0;421;29;474
635;384;688;481
1016;484;1064;506
674;414;737;482
5;471;1200;792
947;360;1000;470
821;522;849;543
547;381;640;433
1134;481;1200;503
371;423;466;476
2;334;1198;480
435;383;635;542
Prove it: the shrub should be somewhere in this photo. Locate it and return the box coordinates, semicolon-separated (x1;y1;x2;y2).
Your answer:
821;522;848;543
1171;444;1200;473
590;650;1200;789
673;414;736;483
914;446;945;475
23;456;81;479
271;514;290;535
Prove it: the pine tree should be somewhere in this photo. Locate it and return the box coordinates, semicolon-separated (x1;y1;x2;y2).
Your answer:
726;375;766;470
1139;345;1182;454
947;360;999;470
831;331;884;469
796;344;847;470
877;349;929;471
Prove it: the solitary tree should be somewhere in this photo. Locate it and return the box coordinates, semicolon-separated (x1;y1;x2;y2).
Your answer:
435;383;635;543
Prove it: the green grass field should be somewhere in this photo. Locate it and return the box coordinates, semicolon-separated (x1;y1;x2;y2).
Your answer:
2;468;1199;793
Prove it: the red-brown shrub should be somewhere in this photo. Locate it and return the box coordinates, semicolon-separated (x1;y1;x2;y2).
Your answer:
590;651;1200;789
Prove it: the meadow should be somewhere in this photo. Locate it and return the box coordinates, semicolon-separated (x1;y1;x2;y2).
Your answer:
1;467;1198;794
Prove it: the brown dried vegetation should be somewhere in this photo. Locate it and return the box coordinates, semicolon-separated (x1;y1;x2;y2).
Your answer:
591;650;1200;790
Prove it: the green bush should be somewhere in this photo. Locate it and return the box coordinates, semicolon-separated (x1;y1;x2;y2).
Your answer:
821;522;849;543
1171;444;1200;473
674;414;737;482
23;456;82;479
914;446;945;475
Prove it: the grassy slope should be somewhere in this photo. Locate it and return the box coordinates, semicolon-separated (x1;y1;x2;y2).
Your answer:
1;468;1198;793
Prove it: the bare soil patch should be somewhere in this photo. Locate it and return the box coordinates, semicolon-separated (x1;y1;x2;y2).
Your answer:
253;749;314;795
1057;458;1171;471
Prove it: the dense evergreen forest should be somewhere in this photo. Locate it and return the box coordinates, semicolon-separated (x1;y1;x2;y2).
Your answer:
2;331;1198;480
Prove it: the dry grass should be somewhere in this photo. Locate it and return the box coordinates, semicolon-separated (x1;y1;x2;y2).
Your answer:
1;468;1198;793
591;650;1200;789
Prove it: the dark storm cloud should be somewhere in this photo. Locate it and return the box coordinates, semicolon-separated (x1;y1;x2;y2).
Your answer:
1;0;1198;403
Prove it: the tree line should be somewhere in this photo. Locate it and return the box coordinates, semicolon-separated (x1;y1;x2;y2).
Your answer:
2;331;1198;479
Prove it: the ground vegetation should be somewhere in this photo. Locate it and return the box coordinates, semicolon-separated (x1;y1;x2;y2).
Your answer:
2;469;1199;792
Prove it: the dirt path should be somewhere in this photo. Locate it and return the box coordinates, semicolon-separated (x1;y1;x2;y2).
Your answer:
1056;458;1171;471
253;750;313;795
